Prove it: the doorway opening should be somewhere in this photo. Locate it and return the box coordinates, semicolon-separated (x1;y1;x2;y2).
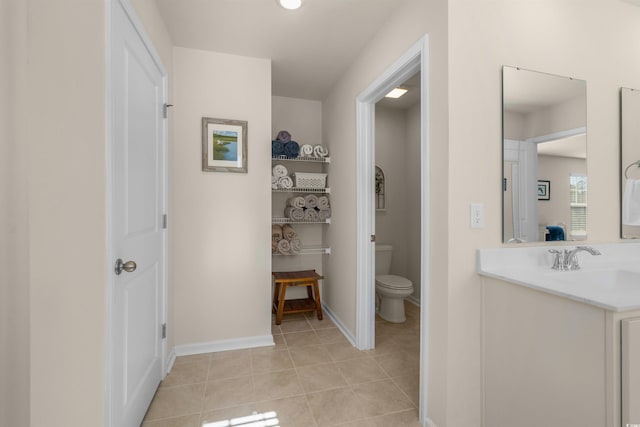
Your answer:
355;35;430;424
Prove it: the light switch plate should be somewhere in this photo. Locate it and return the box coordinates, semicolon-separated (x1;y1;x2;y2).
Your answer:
470;203;484;229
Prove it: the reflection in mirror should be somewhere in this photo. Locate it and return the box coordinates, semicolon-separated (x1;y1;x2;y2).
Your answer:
502;66;587;243
620;88;640;238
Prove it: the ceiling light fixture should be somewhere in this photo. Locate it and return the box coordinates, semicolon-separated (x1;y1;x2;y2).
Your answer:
384;87;408;99
278;0;303;10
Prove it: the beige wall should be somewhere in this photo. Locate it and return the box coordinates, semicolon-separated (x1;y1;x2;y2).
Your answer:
0;0;29;425
450;0;640;424
172;47;272;346
375;107;410;274
26;0;107;425
322;0;449;423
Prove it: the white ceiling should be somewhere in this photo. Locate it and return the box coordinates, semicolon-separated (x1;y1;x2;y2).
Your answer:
155;0;406;100
503;66;585;114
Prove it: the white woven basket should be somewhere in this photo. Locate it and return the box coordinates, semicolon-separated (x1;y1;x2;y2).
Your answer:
292;172;327;189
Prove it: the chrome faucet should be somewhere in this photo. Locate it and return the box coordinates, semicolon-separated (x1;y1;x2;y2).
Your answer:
548;246;601;271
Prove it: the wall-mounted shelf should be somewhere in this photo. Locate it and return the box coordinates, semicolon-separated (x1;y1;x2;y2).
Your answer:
272;187;330;194
272;155;330;164
272;217;331;225
272;246;331;256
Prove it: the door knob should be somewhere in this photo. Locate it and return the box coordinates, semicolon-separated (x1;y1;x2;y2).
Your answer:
115;258;137;275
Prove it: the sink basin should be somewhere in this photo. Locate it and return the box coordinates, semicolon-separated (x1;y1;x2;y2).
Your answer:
549;269;640;289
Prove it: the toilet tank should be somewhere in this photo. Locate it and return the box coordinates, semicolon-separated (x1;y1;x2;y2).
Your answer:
375;244;393;275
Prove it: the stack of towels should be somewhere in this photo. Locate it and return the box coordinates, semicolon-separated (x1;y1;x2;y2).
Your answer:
272;224;301;255
271;129;329;159
284;194;331;222
271;130;300;159
299;143;329;159
272;164;293;189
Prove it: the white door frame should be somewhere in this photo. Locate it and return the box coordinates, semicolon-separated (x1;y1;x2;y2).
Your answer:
355;35;430;424
105;0;169;425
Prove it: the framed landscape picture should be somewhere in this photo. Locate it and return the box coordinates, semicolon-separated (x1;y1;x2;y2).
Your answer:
202;117;248;173
537;180;550;201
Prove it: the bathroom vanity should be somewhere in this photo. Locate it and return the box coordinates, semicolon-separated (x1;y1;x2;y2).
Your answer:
478;243;640;427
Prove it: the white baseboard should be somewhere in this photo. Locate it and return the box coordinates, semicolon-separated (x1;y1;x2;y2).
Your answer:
407;295;421;307
322;303;356;347
165;349;177;374
172;334;275;358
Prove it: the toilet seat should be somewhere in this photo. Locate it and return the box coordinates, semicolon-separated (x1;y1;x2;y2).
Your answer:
375;274;412;290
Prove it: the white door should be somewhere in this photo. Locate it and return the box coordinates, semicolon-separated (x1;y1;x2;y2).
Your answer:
108;1;167;426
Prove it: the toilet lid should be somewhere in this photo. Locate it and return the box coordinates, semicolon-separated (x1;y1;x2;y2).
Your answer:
375;274;413;290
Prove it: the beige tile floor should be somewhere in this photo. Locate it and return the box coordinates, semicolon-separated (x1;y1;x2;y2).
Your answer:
143;301;421;427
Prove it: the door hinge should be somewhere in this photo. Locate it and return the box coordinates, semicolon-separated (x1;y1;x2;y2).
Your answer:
162;323;166;339
162;214;167;229
163;103;173;119
370;234;376;242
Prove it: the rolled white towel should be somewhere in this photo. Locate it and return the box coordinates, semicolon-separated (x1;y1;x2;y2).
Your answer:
300;144;314;157
313;144;329;158
272;164;288;178
272;237;280;254
271;175;278;190
278;175;293;189
318;207;331;221
282;224;297;241
287;196;306;208
272;224;283;240
304;208;319;222
277;239;292;255
317;195;330;209
304;194;318;209
289;238;301;255
284;206;305;221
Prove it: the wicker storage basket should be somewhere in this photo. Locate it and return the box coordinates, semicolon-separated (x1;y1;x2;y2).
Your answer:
292;172;327;189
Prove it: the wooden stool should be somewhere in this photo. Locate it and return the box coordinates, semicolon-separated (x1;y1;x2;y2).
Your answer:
272;270;323;325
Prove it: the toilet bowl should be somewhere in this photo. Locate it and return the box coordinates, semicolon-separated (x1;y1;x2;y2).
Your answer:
375;245;414;323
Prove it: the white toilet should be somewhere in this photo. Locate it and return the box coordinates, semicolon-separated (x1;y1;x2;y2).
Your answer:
375;244;414;323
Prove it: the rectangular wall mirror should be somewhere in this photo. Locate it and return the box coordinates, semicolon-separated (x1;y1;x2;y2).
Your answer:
621;87;640;239
502;66;587;243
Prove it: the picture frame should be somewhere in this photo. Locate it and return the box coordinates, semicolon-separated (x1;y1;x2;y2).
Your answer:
202;117;248;173
537;180;550;201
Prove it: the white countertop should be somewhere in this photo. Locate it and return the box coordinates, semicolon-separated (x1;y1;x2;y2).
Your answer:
477;243;640;312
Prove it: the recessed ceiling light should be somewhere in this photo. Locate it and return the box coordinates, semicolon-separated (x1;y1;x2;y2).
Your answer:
384;87;408;99
278;0;303;10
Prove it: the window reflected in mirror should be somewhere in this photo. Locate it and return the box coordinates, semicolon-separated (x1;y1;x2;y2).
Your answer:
502;66;587;243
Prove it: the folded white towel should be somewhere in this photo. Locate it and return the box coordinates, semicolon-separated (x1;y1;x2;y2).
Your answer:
304;194;318;209
304;208;319;222
300;144;314;157
282;224;297;241
313;144;329;158
272;164;288;178
623;179;640;226
318;207;331;221
278;176;293;189
287;196;305;208
317;195;330;209
272;237;280;254
271;175;278;190
284;207;305;221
